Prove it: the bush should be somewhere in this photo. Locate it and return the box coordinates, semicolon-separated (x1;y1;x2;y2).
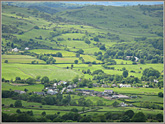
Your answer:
158;92;163;97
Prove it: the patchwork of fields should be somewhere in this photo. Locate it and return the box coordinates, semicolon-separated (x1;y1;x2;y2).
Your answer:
1;2;163;122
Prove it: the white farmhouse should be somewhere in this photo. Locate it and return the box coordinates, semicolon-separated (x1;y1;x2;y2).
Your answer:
119;84;131;87
12;48;19;52
47;89;58;95
25;47;29;50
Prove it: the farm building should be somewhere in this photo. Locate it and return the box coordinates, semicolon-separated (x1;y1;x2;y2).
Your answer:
12;48;19;52
104;90;114;94
126;56;139;62
47;89;58;95
119;84;131;87
120;102;128;107
111;84;117;87
67;85;73;89
66;89;74;93
154;79;159;83
53;83;57;88
112;94;130;99
59;81;67;85
14;90;26;94
25;47;29;50
34;92;45;96
101;84;109;88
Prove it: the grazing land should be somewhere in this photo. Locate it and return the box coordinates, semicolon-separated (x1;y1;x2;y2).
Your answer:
2;1;163;122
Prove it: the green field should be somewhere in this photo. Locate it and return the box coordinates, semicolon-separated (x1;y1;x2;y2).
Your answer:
1;3;163;122
78;87;163;95
29;49;76;57
2;55;46;64
2;63;82;81
2;83;44;92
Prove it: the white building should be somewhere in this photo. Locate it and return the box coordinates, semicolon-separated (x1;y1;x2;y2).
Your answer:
134;57;139;62
12;48;19;52
120;102;128;107
119;84;131;87
25;47;29;50
154;79;159;83
58;81;67;85
112;94;130;99
47;89;58;95
104;90;114;94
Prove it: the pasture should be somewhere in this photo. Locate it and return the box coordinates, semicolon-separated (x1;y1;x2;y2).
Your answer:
2;55;46;64
78;87;163;95
29;49;76;57
2;83;44;92
2;63;82;81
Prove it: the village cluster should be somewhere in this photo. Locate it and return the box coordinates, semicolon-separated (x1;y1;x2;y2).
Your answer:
14;80;138;107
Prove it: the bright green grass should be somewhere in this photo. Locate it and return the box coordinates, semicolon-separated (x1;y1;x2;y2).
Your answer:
114;59;133;65
2;98;86;111
2;63;82;81
83;47;104;55
60;40;90;49
80;54;102;63
2;83;44;92
16;29;51;41
2;107;70;116
97;106;163;115
55;33;85;39
125;95;163;104
30;49;76;57
2;55;35;59
78;87;163;95
53;57;80;63
2;55;46;64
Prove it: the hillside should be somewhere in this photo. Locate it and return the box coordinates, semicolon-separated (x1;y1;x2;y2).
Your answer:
2;4;163;63
1;2;164;123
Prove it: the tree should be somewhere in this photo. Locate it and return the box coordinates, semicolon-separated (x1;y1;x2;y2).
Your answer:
56;52;63;57
123;70;128;78
140;59;145;64
42;111;46;116
124;110;134;118
26;77;36;84
99;44;106;50
97;100;104;106
34;26;39;29
112;101;119;107
93;69;104;75
94;37;99;42
85;38;91;45
72;76;79;84
74;60;78;64
36;75;41;80
85;99;93;107
158;92;163;97
24;88;28;92
142;67;160;78
10;104;14;107
120;115;130;122
76;53;80;57
4;60;8;63
71;64;73;69
77;49;84;54
131;112;146;122
16;109;21;114
14;100;22;108
156;114;163;122
15;77;21;81
71;108;78;112
88;82;93;88
41;76;49;84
